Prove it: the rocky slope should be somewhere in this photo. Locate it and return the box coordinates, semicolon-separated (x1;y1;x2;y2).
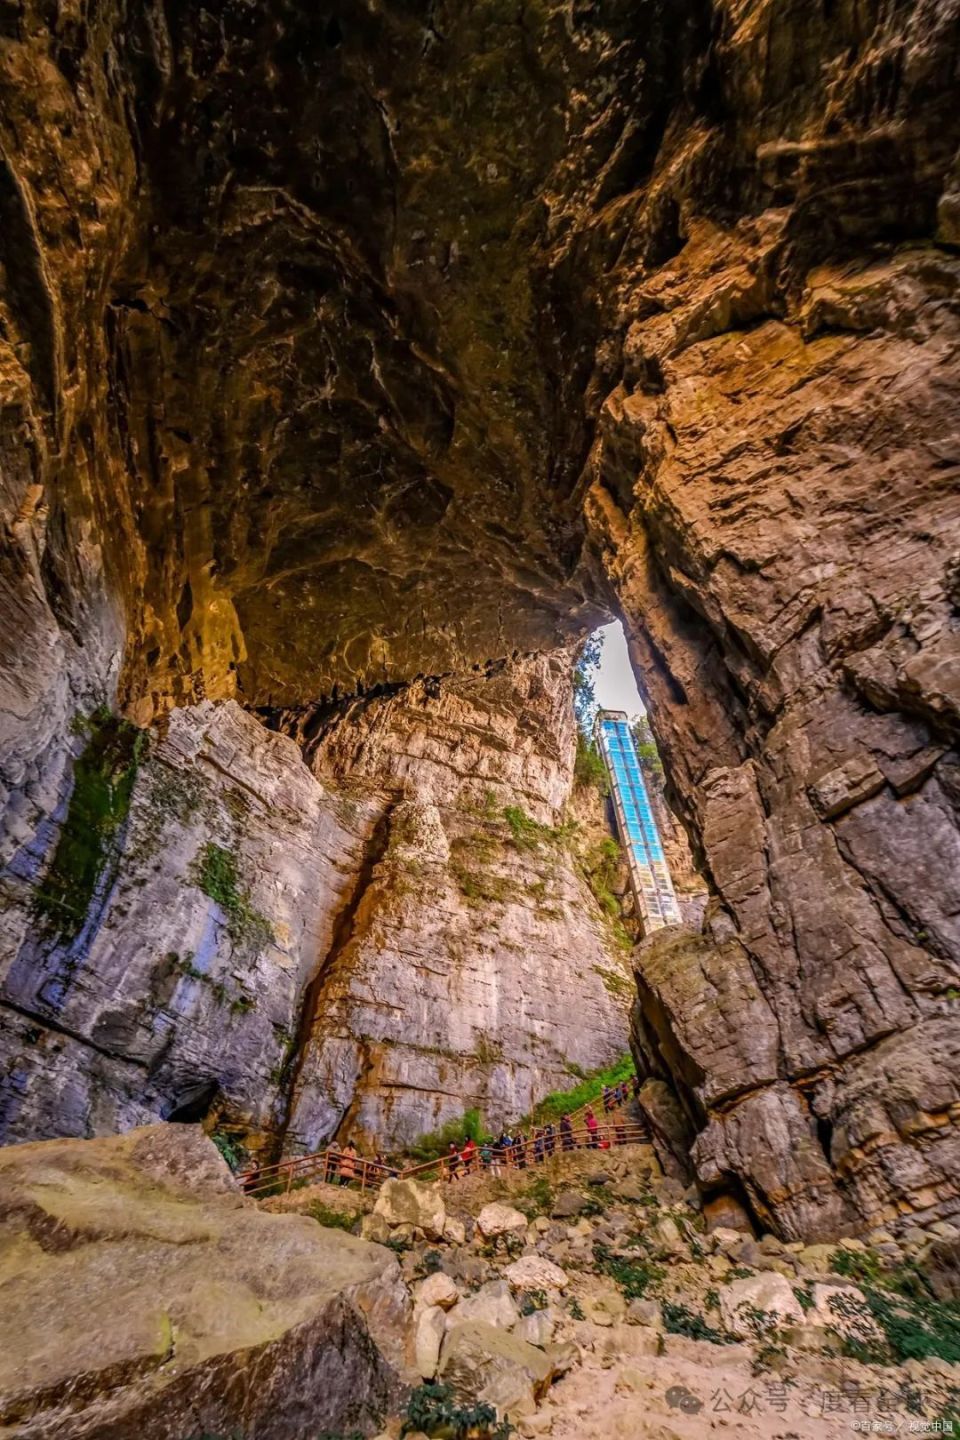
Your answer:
0;0;958;1240
14;1122;960;1440
0;649;631;1154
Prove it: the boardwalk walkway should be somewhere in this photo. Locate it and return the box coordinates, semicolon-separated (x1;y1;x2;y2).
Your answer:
242;1095;648;1199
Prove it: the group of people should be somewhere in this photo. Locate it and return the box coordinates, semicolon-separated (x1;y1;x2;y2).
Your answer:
441;1082;638;1179
319;1141;397;1187
602;1076;638;1112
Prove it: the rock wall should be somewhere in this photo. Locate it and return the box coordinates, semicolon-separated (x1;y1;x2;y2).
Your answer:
587;8;960;1239
0;0;958;1239
0;652;631;1152
285;650;633;1152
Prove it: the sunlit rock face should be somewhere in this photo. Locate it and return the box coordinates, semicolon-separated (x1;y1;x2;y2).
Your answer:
1;0;959;1235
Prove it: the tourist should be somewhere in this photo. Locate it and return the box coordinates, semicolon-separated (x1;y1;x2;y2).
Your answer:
631;1073;641;1101
498;1129;513;1167
602;1084;613;1113
559;1112;574;1150
447;1141;461;1180
461;1135;478;1173
514;1130;528;1169
544;1121;556;1157
585;1106;599;1148
325;1141;341;1184
533;1127;545;1164
339;1140;357;1186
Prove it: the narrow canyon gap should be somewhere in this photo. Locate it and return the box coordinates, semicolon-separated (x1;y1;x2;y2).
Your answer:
0;0;959;1241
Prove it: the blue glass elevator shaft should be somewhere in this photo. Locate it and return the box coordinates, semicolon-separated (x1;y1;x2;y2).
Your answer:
595;710;681;933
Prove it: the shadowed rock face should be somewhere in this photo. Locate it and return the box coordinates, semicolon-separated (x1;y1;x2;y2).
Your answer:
1;1;959;1237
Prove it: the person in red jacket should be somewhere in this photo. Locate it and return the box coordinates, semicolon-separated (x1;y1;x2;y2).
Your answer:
585;1106;599;1148
460;1136;478;1173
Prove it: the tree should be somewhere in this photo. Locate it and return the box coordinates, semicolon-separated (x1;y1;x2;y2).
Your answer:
573;630;605;734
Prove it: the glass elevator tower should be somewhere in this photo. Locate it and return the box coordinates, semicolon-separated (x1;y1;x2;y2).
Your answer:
594;710;681;934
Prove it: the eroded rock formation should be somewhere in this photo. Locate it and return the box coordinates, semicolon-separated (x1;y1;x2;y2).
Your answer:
0;649;631;1152
1;0;959;1238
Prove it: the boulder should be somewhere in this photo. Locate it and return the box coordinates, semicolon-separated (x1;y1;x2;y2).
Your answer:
414;1304;448;1379
361;1212;392;1244
627;1298;663;1329
581;1291;627;1327
373;1178;446;1240
514;1309;558;1348
703;1192;754;1234
455;1279;521;1331
503;1256;569;1294
807;1282;885;1346
439;1320;555;1418
597;1324;662;1365
719;1272;805;1339
551;1190;589;1219
924;1236;960;1301
443;1216;468;1245
417;1271;461;1310
0;1125;411;1439
476;1202;529;1239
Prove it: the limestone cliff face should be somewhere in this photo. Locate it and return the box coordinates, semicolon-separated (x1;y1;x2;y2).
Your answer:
284;650;632;1151
0;652;630;1151
1;0;959;1236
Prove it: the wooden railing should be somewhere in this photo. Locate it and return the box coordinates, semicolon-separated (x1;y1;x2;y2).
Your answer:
241;1113;649;1199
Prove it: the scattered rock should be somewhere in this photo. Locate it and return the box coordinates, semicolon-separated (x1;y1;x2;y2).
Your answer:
551;1190;589;1219
417;1271;461;1310
504;1256;569;1293
414;1304;447;1379
719;1272;805;1338
443;1216;467;1245
361;1212;392;1244
627;1298;663;1329
581;1291;627;1327
476;1202;529;1239
455;1279;521;1330
514;1309;558;1348
439;1320;555;1419
373;1178;446;1241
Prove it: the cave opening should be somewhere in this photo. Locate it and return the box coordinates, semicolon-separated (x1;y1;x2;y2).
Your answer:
163;1080;221;1124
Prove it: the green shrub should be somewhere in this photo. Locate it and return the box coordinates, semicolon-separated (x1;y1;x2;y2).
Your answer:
402;1382;512;1439
594;1243;663;1300
520;1288;549;1316
517;1176;554;1219
304;1202;361;1233
211;1131;246;1173
830;1246;884;1287
34;711;146;941
194;842;274;955
408;1107;490;1162
662;1301;735;1345
530;1053;634;1125
574;732;609;794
